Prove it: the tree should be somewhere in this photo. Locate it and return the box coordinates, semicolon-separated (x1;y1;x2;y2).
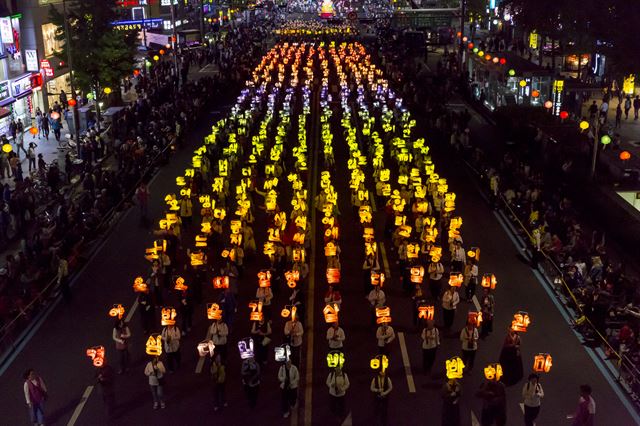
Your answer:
49;0;137;101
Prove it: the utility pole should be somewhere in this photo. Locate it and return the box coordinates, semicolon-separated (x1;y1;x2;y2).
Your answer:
590;118;601;181
199;0;205;44
459;0;466;70
171;2;179;84
63;0;81;154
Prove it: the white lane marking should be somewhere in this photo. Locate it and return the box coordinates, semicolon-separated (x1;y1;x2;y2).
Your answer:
379;242;391;280
341;411;353;425
471;295;481;312
397;332;416;393
124;299;139;323
66;385;94;426
471;410;480;426
195;329;213;374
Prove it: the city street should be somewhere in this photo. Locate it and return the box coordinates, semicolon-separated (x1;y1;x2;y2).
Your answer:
0;40;638;426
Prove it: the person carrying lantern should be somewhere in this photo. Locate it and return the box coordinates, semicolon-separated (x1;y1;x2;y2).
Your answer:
370;367;393;426
441;378;461;426
499;328;523;386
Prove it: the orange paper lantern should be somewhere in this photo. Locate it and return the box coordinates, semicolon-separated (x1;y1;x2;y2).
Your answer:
161;307;177;326
174;276;188;291
481;273;497;290
533;353;552;373
86;346;105;367
620;151;631;161
511;311;531;332
323;303;340;323
133;276;148;293
468;311;482;327
418;305;435;321
68;99;77;107
29;127;39;135
375;306;392;324
326;267;341;284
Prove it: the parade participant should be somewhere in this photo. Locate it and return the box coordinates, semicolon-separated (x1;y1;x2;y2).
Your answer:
442;286;460;330
428;259;445;300
479;288;495;339
476;376;507;426
421;320;440;375
251;318;272;365
441;378;461;426
284;315;304;365
211;354;227;411
568;384;595;426
327;367;350;416
499;328;523;386
370;368;393;426
326;321;346;349
112;318;131;374
161;322;182;373
144;357;166;409
209;318;229;362
522;373;544;426
376;322;396;355
241;357;261;408
460;322;479;372
278;359;300;418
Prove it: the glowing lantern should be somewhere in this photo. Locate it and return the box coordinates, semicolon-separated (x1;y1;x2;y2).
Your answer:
446;356;465;379
161;307;177;326
86;346;105;367
429;246;442;262
327;350;345;368
448;273;464;287
468;311;483;327
478;50;484;57
485;54;492;61
326;268;341;284
544;101;553;109
146;334;163;356
249;301;264;321
508;69;515;76
620;151;631;161
468;42;474;49
103;87;112;95
418;305;435;321
462;36;468;42
533;353;553;373
174;276;188;291
2;144;12;153
51;111;60;120
375;306;392;324
492;57;499;64
481;274;497;290
207;303;223;320
467;247;480;261
285;270;300;288
275;344;291;362
323;303;340;323
325;242;337;257
197;340;215;357
473;47;479;53
212;276;229;289
133;276;148;293
559;111;569;120
159;49;166;55
370;270;385;287
511;311;531;332
484;363;503;381
292;248;305;262
370;354;389;372
238;337;255;359
410;266;425;284
29;127;39;135
108;304;125;320
519;80;527;88
257;270;272;287
133;69;140;76
190;251;205;266
499;58;506;65
532;90;540;98
281;305;297;321
601;135;611;145
153;55;160;61
579;121;589;130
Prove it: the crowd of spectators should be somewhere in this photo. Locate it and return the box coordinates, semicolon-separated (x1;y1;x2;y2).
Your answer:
0;21;272;345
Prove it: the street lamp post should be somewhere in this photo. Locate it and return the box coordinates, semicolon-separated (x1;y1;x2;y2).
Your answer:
63;0;81;154
459;0;467;70
170;3;179;84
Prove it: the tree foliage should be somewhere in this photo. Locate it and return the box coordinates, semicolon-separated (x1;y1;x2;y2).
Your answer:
49;0;138;94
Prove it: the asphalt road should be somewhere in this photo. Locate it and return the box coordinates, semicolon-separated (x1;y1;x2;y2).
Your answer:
0;41;637;426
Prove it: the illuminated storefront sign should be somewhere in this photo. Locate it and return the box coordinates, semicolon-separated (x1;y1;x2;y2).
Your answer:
111;19;163;31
